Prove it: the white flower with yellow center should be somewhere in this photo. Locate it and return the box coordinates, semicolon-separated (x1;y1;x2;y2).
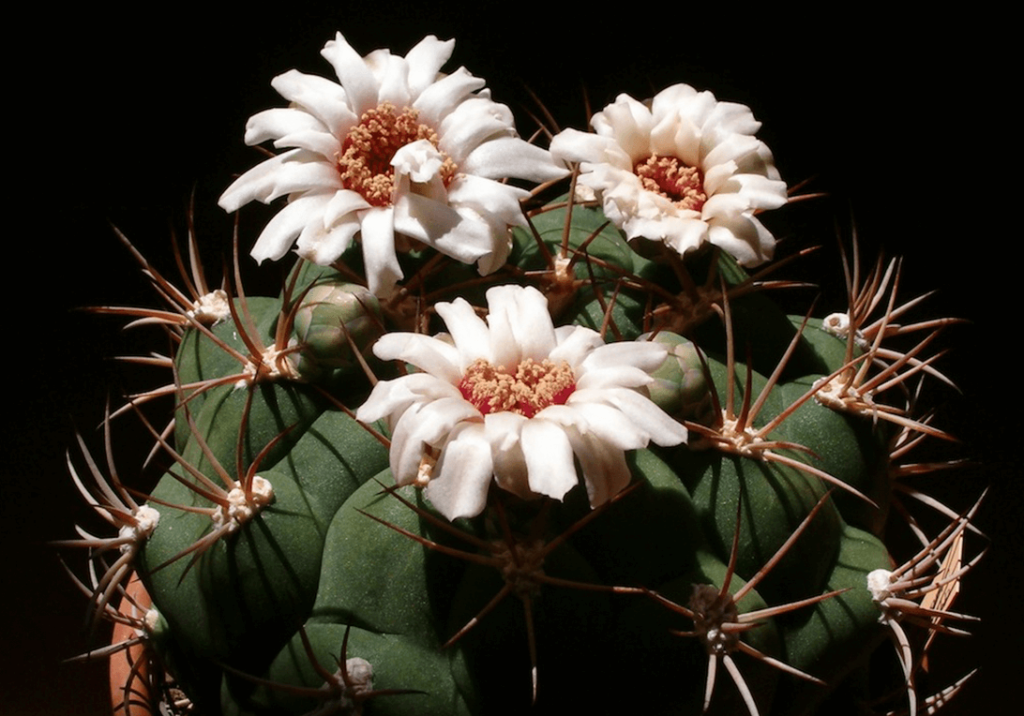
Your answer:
356;285;688;520
219;34;567;296
549;84;787;267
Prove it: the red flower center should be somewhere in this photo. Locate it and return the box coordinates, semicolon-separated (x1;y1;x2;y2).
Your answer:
338;102;457;207
459;358;576;418
634;155;707;212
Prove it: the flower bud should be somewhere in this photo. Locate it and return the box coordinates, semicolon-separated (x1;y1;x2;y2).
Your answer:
641;331;710;421
292;282;383;375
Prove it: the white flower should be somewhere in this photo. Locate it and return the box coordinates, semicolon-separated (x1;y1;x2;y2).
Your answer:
356;285;687;520
219;34;567;296
549;84;787;267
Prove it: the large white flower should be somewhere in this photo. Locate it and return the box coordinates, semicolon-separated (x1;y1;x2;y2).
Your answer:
549;84;787;267
219;34;567;296
356;285;687;520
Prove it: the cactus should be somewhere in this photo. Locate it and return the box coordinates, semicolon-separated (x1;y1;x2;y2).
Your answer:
62;32;984;716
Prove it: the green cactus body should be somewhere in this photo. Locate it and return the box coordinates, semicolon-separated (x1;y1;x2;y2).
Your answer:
69;44;978;716
124;198;927;715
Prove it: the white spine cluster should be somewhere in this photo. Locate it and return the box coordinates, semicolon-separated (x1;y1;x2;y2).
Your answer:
212;476;274;533
117;505;161;554
187;289;231;325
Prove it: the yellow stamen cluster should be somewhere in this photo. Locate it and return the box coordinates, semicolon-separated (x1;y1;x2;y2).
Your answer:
337;102;457;206
635;155;707;212
459;358;576;418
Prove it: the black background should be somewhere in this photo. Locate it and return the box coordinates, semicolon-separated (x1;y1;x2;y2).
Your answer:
7;4;1017;714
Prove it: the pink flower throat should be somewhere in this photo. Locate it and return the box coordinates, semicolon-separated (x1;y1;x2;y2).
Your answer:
337;102;456;207
459;358;576;418
634;155;707;212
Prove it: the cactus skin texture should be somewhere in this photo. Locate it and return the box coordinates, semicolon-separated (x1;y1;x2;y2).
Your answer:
64;55;979;715
73;193;969;716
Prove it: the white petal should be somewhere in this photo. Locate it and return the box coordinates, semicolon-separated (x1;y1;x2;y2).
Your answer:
322;190;372;227
404;36;455;98
485;285;557;366
372;332;463;385
244;108;327;148
485;411;531;499
594;94;654;163
427;422;493;519
365;49;412;108
413;67;486;127
704;133;766;172
462;136;570;183
704;100;761;137
219;150;340;210
270;70;357;138
576;366;653;391
547;326;605;370
320;32;379;117
439;97;516;162
580;341;667;375
707;215;776;267
522;419;577;500
356;372;460;425
550;129;632;170
436;298;492;366
574;432;631;507
249;193;332;262
359;207;403;297
392;139;446;183
446;175;528;226
296;219;359;265
391;398;481;483
714;173;788;210
540;403;644;451
594;388;688;446
393;193;492;265
649;84;699;122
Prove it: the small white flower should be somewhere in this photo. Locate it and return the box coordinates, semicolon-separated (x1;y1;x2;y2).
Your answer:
550;84;787;267
356;285;687;520
219;34;567;296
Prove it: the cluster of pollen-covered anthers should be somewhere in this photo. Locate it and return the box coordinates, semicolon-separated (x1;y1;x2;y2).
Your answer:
549;83;788;268
59;26;989;716
337;101;458;207
218;33;568;298
356;284;686;521
458;357;576;418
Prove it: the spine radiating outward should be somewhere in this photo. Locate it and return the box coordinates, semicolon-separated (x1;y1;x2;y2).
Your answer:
62;32;982;716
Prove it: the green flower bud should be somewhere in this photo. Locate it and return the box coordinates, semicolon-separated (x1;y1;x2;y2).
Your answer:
641;331;710;422
292;282;383;375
